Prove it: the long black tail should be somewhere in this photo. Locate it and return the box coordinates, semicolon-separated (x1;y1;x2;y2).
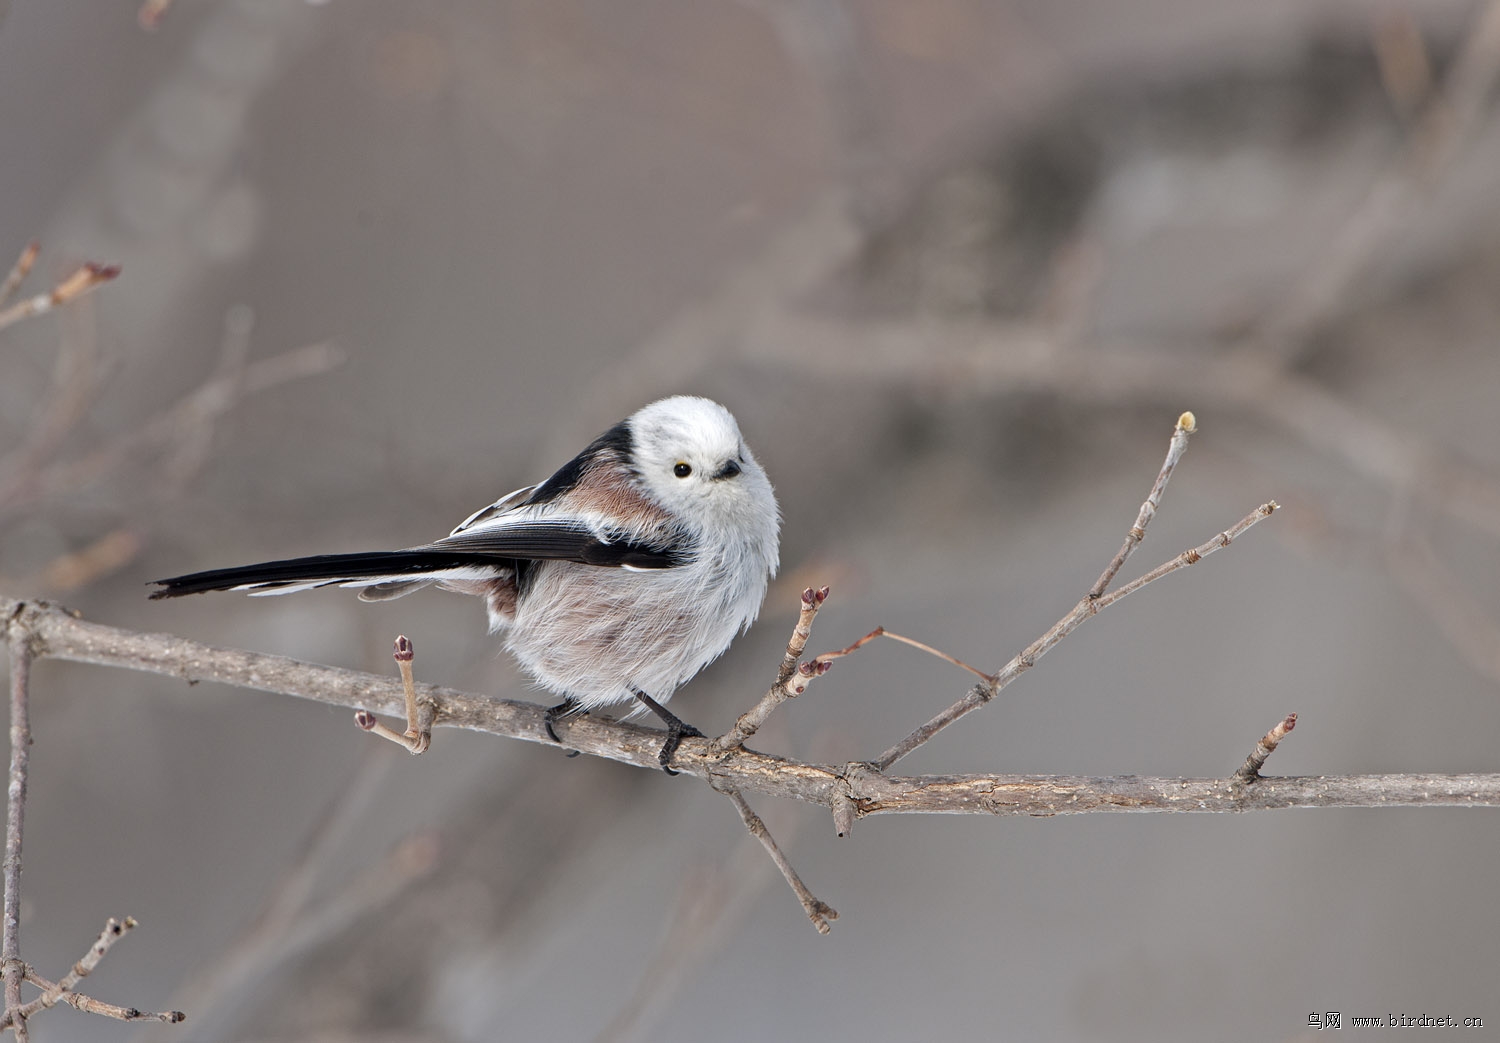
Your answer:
150;549;508;599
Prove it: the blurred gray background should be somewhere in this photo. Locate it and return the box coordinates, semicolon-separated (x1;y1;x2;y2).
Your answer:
3;1;1500;1040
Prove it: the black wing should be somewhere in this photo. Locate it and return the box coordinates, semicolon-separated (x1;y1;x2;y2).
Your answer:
151;522;689;599
432;521;689;569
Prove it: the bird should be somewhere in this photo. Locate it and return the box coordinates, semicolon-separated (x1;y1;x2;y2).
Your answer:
151;395;781;773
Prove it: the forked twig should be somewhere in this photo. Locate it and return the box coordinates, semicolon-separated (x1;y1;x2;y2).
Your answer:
355;635;431;754
874;414;1275;770
1094;501;1280;612
0;918;183;1027
713;586;829;753
874;500;1278;770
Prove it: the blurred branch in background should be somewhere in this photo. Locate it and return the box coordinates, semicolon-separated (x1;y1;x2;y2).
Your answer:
0;244;38;312
0;258;119;335
594;757;816;1043
1253;0;1500;360
0;280;345;593
136;0;174;33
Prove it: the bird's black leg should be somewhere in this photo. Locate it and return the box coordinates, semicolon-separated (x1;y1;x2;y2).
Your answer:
545;699;583;757
632;688;702;775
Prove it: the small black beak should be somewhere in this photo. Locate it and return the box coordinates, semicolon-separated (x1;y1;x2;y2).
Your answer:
713;459;742;480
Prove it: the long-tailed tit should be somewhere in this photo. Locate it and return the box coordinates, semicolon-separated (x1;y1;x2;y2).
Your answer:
152;396;780;772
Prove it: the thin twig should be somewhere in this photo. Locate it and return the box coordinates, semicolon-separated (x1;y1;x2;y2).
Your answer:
1237;714;1298;782
720;787;835;934
0;244;38;309
808;626;989;681
17;968;180;1024
1092;502;1280;612
3;617;32;1041
394;635;429;752
0;263;119;334
40;918;133;1001
1089;411;1195;598
712;586;828;753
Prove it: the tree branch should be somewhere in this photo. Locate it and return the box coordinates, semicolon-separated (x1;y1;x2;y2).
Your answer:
4;609;34;1041
6;596;1500;821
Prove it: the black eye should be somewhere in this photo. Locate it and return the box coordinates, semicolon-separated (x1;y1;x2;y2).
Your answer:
673;462;692;478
